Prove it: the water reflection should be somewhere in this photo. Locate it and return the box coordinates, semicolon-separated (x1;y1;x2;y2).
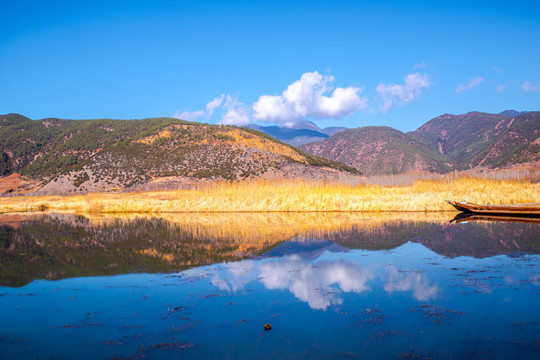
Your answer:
1;212;539;287
384;264;438;301
0;212;539;359
451;212;540;224
207;253;438;310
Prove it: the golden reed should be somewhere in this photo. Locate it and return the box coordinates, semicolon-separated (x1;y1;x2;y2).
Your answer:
0;177;538;214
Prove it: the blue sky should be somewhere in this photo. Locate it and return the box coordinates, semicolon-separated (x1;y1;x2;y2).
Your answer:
1;0;539;132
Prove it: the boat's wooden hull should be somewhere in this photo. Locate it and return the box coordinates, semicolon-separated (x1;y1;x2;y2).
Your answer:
446;200;540;216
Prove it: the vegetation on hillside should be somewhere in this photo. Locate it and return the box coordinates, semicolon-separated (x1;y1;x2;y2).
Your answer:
301;111;539;175
469;112;540;168
0;114;358;191
0;113;193;177
410;111;540;169
301;126;452;175
241;127;360;173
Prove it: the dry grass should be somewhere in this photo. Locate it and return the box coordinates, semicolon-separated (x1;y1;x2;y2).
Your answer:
0;177;538;214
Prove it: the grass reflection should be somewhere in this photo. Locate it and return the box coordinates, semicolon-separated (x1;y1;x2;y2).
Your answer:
1;212;538;287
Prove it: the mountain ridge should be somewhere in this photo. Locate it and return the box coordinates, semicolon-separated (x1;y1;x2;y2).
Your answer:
301;110;539;175
245;122;347;146
0;114;360;194
1;110;538;191
301;126;453;175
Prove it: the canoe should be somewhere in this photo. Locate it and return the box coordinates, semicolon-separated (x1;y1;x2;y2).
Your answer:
446;200;540;216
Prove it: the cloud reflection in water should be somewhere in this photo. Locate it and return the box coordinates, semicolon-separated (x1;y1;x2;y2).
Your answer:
259;255;373;309
205;250;438;310
384;264;438;301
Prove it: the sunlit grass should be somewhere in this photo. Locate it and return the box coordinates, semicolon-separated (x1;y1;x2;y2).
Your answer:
0;177;538;214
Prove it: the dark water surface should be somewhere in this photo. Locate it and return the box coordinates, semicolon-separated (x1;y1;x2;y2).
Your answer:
0;212;539;359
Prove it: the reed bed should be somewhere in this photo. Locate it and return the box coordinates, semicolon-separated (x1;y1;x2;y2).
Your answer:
0;177;538;214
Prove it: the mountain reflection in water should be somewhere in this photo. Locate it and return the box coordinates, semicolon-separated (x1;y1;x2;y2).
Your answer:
0;212;539;359
1;212;539;287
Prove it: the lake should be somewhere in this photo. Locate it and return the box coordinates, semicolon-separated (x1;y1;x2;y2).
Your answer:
0;212;539;359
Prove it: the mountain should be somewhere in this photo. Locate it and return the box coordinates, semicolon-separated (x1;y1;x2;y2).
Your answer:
409;111;540;169
245;121;348;146
300;126;452;175
2;110;537;188
290;120;325;132
323;127;348;136
0;114;359;194
291;121;347;136
300;111;539;175
470;111;540;168
245;124;329;147
498;110;526;117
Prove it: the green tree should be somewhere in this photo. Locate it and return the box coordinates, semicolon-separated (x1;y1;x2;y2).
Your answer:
0;151;10;175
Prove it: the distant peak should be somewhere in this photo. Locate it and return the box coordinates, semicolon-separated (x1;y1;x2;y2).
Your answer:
498;110;522;117
289;120;323;132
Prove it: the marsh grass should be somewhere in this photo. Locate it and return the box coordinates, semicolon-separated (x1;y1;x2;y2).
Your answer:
0;177;537;214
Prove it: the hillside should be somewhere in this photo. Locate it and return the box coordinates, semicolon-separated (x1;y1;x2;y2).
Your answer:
470;111;540;168
245;121;347;146
0;114;359;194
301;111;539;175
409;111;539;169
2;110;537;187
300;126;452;175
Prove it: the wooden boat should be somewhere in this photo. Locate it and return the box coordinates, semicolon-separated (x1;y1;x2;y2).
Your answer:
446;200;540;216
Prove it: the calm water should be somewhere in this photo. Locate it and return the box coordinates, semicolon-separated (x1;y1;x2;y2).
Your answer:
0;212;539;359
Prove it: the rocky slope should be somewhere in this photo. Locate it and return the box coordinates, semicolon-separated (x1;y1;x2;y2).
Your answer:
301;111;539;175
0;114;359;194
300;126;452;175
409;111;539;169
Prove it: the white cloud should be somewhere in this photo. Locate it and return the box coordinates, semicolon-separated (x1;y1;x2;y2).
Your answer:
174;94;246;125
173;110;205;121
413;61;427;69
376;73;431;113
206;95;224;116
521;81;540;92
252;71;367;126
455;76;484;93
176;71;436;126
219;95;250;126
496;84;508;93
491;66;501;72
173;95;225;122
